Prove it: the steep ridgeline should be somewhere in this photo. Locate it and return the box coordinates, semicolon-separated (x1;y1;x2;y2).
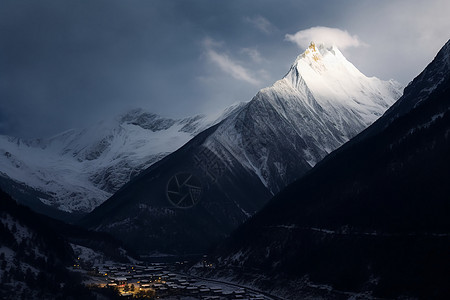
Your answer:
0;108;227;215
210;40;450;299
82;43;401;255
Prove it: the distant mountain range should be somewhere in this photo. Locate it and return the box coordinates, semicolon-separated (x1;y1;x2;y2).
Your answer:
208;39;450;299
80;43;401;255
0;107;239;214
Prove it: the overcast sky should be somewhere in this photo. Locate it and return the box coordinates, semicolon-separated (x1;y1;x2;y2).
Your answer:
1;0;449;138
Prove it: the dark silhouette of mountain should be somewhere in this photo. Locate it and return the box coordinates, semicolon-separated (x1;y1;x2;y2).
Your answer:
209;40;450;299
80;44;400;255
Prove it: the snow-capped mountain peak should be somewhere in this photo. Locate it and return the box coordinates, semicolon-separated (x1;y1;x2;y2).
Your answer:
202;44;403;194
295;42;351;73
292;42;354;72
280;42;402;131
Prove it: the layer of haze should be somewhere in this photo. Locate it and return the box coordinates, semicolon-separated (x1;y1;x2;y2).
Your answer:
1;0;449;138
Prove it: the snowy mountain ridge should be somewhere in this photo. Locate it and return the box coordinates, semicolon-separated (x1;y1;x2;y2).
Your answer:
290;43;402;126
0;108;232;213
203;42;402;192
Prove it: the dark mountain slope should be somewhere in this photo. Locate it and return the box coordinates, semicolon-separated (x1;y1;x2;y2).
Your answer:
0;189;89;298
0;189;134;298
210;40;450;299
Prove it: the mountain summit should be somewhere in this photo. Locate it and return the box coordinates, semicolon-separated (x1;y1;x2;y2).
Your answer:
81;44;402;254
287;42;402;131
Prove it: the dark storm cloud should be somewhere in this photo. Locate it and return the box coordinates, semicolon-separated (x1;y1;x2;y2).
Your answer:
1;0;449;138
0;0;198;137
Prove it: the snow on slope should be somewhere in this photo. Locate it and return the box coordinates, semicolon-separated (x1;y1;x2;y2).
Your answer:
0;108;233;213
203;42;402;193
287;42;402;133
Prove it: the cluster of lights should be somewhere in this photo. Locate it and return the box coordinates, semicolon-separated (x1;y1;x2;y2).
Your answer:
73;257;81;268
